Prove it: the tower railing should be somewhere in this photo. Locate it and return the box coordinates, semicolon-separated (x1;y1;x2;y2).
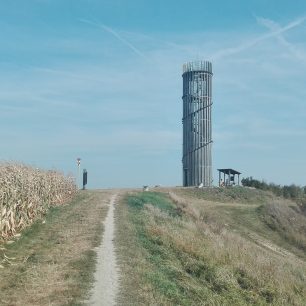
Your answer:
183;61;212;74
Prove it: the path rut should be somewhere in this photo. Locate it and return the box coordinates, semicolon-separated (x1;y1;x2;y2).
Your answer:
88;194;119;306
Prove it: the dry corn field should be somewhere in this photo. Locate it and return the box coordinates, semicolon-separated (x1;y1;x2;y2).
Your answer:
0;163;76;241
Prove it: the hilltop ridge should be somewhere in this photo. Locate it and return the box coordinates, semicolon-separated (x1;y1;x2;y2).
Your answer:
117;186;306;305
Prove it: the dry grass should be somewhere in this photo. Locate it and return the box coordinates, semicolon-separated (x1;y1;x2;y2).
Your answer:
177;186;275;205
260;200;306;253
173;188;306;258
0;162;76;241
0;190;111;305
118;190;306;305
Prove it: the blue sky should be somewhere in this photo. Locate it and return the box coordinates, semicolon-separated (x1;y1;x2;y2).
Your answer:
1;0;306;188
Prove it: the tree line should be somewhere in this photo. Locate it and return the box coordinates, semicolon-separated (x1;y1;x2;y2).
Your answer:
241;177;306;205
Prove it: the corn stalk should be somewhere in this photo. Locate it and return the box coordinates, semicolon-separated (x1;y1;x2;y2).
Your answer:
0;163;77;241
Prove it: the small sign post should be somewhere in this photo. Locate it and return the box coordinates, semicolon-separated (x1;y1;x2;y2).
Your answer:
76;158;81;189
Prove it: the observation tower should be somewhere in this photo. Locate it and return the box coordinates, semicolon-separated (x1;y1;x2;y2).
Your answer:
182;61;213;187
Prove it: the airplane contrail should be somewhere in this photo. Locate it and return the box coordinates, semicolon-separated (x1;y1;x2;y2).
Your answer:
79;18;148;60
211;15;306;60
257;16;306;62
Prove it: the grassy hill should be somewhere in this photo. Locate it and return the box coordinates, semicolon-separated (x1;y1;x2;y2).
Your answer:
1;185;305;305
116;187;306;306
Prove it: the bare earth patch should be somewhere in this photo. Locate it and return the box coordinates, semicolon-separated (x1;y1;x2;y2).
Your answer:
88;193;119;306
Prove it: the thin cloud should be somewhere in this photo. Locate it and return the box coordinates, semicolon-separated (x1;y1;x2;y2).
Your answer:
211;15;306;60
256;16;306;62
79;18;148;60
33;66;102;83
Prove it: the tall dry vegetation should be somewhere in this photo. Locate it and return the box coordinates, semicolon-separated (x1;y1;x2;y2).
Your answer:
120;191;306;305
0;163;76;241
260;200;306;252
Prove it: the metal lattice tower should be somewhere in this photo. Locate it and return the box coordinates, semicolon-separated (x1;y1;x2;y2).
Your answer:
182;61;213;187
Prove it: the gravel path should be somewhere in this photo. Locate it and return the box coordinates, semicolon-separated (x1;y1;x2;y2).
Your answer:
88;194;119;306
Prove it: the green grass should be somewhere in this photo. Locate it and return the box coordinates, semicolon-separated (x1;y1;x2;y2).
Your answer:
118;190;306;306
127;191;178;215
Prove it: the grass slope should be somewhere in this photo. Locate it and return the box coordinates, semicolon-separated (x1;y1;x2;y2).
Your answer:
117;189;306;306
178;187;306;258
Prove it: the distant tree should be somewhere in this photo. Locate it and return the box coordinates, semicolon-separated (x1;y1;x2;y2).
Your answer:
283;185;291;199
242;177;304;201
268;183;282;197
283;184;301;199
241;177;268;190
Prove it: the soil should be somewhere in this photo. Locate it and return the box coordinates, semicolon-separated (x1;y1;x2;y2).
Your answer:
88;193;119;306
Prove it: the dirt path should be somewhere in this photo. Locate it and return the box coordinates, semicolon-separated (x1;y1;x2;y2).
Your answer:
88;193;119;306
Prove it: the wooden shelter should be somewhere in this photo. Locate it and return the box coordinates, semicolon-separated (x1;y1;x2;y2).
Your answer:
217;168;241;187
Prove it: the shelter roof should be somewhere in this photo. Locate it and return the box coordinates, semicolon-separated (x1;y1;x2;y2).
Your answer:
217;168;241;175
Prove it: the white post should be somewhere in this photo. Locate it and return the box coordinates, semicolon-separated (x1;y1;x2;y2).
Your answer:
77;158;81;189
